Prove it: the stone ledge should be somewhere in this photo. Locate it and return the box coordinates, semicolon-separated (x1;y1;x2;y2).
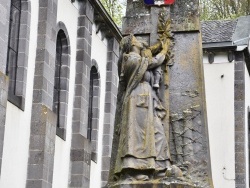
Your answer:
108;182;195;188
107;178;198;188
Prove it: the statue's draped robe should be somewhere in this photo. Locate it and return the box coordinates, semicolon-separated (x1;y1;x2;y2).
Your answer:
114;52;169;174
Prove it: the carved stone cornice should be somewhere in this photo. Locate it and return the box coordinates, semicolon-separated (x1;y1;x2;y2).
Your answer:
78;0;122;41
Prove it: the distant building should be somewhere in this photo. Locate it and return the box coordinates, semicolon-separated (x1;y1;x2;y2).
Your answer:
0;0;249;188
202;15;250;188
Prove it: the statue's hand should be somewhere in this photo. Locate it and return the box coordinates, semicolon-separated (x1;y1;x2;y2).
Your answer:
161;39;170;55
141;48;152;59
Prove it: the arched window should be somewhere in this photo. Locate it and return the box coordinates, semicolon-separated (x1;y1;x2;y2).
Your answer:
87;63;100;162
53;29;70;140
6;0;31;110
87;66;99;141
54;32;62;127
7;0;21;104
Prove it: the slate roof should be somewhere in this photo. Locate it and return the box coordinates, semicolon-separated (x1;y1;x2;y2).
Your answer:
232;15;250;45
201;19;238;43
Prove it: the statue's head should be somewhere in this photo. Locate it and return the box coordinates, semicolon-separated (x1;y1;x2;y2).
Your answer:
120;34;133;53
120;34;148;53
131;36;144;49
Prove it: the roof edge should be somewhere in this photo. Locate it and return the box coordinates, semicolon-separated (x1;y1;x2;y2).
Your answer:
202;42;235;49
87;0;123;41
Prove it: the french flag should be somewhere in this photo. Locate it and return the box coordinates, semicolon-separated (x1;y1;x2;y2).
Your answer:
144;0;175;5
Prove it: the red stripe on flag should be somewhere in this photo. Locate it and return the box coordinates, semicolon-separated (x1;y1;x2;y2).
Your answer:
164;0;175;4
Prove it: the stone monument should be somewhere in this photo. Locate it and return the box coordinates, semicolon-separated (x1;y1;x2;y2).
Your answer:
107;0;214;187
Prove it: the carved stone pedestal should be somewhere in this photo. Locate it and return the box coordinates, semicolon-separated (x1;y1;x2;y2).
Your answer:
108;181;195;188
108;177;198;188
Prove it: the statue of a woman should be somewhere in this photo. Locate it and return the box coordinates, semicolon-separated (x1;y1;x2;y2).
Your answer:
114;34;171;181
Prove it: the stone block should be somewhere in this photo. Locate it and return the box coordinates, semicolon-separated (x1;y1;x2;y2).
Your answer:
69;174;84;187
21;1;29;11
101;171;109;182
235;143;245;153
235;162;246;174
234;112;244;123
83;51;91;67
235;185;246;188
27;164;44;179
37;34;47;49
79;1;94;22
91;118;99;130
76;50;85;61
92;107;99;119
29;150;45;165
71;161;84;174
77;37;88;50
105;103;111;113
102;156;111;170
60;65;70;78
235;120;244;132
60;77;69;90
235;52;244;61
78;15;88;28
29;135;46;150
77;26;88;38
235;132;245;143
26;180;43;188
17;52;28;67
71;149;85;161
235;152;245;163
102;134;111;146
39;0;49;8
71;133;86;150
91;129;98;141
102;145;111;157
38;21;47;35
103;123;111;135
235;70;244;81
234;101;244;111
235;61;244;70
38;7;48;21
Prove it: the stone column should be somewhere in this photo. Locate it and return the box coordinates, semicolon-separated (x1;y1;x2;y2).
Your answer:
234;52;246;188
69;0;94;187
0;0;11;176
101;38;119;187
26;0;58;187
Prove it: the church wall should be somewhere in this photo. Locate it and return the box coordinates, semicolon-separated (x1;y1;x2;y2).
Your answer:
0;1;39;187
0;0;121;187
89;24;108;188
0;0;38;188
203;52;236;188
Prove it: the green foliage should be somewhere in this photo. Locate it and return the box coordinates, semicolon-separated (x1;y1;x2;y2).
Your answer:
199;0;250;20
100;0;124;26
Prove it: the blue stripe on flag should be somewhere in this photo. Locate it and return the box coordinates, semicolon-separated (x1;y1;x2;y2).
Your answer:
144;0;155;5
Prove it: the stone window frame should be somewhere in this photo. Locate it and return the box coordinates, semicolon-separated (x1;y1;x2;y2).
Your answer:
88;59;100;162
6;0;31;110
54;21;71;141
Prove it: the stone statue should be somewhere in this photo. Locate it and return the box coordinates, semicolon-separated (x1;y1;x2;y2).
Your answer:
108;5;213;186
113;34;171;181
